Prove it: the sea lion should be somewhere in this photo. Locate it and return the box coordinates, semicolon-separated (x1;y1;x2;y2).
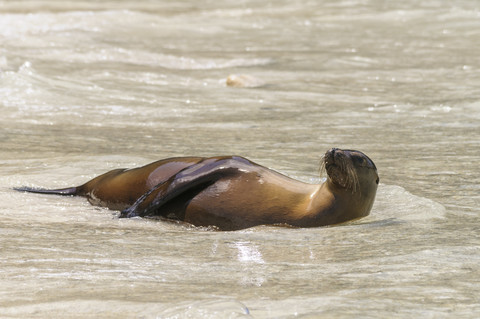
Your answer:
14;148;379;231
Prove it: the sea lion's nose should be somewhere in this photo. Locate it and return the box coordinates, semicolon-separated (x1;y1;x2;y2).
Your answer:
331;148;344;156
325;148;338;164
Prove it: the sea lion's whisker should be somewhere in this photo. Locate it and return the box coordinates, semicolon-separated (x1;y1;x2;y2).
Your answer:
319;155;326;177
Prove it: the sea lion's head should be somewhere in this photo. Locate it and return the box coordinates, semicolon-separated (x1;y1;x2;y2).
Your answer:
323;148;379;195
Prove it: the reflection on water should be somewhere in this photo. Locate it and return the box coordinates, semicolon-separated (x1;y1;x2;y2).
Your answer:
233;241;265;265
1;0;480;318
231;241;266;287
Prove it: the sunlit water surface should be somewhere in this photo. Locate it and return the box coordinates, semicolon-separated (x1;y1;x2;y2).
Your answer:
1;0;479;318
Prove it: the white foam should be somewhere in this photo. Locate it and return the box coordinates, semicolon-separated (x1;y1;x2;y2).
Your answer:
372;184;446;222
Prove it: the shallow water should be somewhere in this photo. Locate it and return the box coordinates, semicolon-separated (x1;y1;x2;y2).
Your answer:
1;0;479;318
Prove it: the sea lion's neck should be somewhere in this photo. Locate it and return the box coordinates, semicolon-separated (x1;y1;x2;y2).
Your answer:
302;181;354;226
305;183;334;214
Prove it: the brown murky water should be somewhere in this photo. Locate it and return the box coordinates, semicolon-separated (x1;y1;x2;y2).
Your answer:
1;1;479;318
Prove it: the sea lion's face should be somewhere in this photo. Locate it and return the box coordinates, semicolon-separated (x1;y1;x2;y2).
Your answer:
324;148;379;194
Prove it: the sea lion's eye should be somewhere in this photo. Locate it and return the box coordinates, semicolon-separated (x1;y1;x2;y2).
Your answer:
354;156;366;166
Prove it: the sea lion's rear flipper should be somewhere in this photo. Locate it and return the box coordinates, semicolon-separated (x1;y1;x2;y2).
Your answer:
13;186;78;196
120;158;241;218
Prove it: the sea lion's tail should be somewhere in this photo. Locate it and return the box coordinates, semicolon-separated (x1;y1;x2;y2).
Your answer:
13;186;79;196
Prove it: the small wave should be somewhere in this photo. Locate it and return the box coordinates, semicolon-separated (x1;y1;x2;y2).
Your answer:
52;48;272;70
157;299;251;318
0;299;251;318
372;184;446;223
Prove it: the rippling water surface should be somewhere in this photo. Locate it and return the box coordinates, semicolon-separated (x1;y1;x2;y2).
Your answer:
1;1;479;318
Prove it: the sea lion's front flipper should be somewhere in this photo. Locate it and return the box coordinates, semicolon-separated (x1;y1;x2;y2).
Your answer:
119;158;240;218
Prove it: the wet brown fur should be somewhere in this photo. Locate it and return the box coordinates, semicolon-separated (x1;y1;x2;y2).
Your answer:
15;149;379;230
